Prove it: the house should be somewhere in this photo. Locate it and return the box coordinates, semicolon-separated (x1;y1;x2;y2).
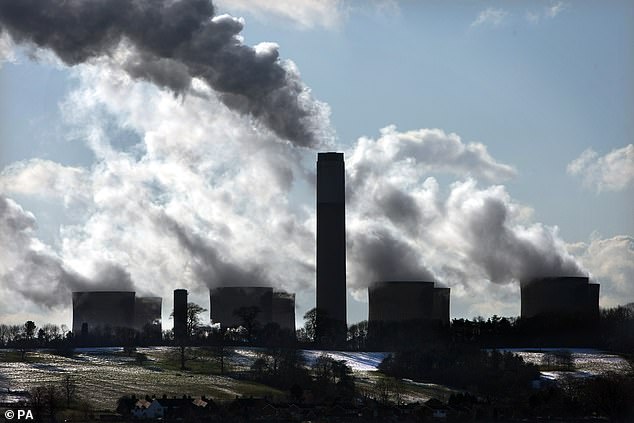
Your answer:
132;399;165;419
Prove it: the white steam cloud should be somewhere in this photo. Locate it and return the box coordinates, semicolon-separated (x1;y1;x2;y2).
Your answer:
567;144;634;192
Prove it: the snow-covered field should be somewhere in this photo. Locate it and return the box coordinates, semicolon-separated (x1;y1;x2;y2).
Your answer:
0;347;629;408
301;350;389;371
498;348;632;379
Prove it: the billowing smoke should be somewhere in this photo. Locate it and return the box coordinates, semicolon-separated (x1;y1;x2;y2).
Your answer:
345;128;585;293
0;0;331;146
156;212;272;288
443;180;585;283
347;227;436;286
0;195;134;308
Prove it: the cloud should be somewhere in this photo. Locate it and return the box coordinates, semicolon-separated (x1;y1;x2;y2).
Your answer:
0;159;91;207
567;144;634;192
214;0;344;30
526;1;567;24
546;1;566;18
0;0;332;147
346;125;516;192
345;128;584;297
568;235;634;308
0;195;133;309
0;28;15;67
471;8;508;28
0;55;599;322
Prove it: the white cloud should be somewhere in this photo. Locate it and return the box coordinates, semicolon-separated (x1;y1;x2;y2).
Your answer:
546;1;566;18
0;29;15;67
526;1;568;24
346;125;517;186
567;144;634;192
471;8;508;28
345;127;584;315
0;159;90;207
568;235;634;308
214;0;344;30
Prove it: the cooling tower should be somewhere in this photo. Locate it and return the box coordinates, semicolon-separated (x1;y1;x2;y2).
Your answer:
520;276;599;319
134;296;162;337
72;291;136;334
209;287;273;328
272;291;296;333
432;287;451;325
368;281;450;324
173;289;188;340
316;152;347;343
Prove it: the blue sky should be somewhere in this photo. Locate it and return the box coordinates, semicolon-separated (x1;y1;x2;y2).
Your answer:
0;0;632;328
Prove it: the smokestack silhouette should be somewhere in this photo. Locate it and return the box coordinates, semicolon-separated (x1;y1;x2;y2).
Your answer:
173;289;188;340
316;152;346;344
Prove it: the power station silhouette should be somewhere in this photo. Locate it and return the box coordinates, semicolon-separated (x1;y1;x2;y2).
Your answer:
70;152;599;346
316;152;348;344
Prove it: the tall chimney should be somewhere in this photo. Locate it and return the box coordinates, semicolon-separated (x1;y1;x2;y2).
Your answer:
316;152;347;344
173;289;188;341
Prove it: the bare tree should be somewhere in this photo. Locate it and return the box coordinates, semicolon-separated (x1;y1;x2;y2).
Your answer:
61;374;77;407
234;306;261;342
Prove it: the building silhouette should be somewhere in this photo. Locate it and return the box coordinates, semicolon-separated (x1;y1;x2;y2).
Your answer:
72;292;163;342
173;289;188;341
272;291;296;333
368;281;450;324
134;296;162;340
209;287;295;334
316;152;347;344
520;276;599;319
72;291;136;335
367;281;450;348
210;287;273;328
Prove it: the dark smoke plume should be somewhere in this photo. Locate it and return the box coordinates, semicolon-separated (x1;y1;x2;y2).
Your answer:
0;0;330;146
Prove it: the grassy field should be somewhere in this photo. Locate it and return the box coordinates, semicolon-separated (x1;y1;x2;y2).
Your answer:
0;348;285;410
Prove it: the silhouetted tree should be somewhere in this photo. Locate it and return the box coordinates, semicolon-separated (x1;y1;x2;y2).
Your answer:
234;306;261;342
302;308;317;343
61;374;77;407
187;302;207;337
24;320;36;339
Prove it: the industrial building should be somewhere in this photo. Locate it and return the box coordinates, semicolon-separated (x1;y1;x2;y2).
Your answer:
368;281;450;325
316;152;347;344
134;296;162;339
367;281;450;347
173;289;188;341
72;291;136;335
272;291;296;333
72;291;163;339
209;287;295;333
520;276;599;319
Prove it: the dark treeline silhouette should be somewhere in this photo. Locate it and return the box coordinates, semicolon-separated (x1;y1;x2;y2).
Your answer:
1;305;632;354
245;350;356;404
379;344;540;399
450;305;634;351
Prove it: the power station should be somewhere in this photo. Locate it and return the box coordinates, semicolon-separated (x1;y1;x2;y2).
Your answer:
368;281;450;325
520;276;599;319
67;151;609;349
316;152;347;344
209;287;295;333
72;291;136;335
173;289;188;341
134;296;162;340
72;291;162;340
